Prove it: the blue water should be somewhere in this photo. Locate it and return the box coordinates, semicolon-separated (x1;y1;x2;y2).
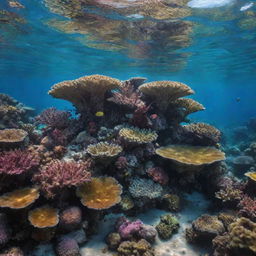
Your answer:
1;0;256;127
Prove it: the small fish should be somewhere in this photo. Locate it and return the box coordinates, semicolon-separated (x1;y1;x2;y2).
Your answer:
95;111;104;117
236;97;241;102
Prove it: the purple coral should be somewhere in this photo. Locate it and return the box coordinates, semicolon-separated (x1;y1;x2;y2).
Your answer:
55;238;80;256
33;160;91;198
0;150;39;175
0;213;11;247
108;80;145;110
118;218;143;239
238;195;256;221
59;206;83;231
36;108;72;129
146;167;169;185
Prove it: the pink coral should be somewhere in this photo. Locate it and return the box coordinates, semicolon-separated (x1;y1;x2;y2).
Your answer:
0;150;40;175
238;195;256;221
51;128;68;146
33;160;91;198
108;80;145;110
146;167;169;185
131;105;151;128
36;107;71;129
118;219;143;239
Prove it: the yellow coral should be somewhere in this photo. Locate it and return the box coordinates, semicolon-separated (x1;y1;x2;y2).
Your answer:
156;145;225;166
139;81;194;111
172;98;205;115
28;205;59;228
76;177;122;210
86;142;122;159
48;74;122;115
0;187;39;209
119;127;157;144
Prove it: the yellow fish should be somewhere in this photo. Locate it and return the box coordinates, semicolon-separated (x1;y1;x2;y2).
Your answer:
95;111;104;117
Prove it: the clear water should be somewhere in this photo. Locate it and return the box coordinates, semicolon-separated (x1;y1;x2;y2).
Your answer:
1;0;256;127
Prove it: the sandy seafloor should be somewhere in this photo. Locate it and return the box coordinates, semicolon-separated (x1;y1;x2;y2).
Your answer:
80;192;211;256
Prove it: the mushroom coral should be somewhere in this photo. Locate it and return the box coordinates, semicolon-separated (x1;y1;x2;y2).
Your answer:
48;74;122;116
0;129;28;148
156;145;225;166
119;127;157;144
0;187;39;209
28;205;59;228
86;142;122;160
138;81;194;111
76;177;122;210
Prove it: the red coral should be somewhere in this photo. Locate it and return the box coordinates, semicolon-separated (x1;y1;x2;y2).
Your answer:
33;160;91;198
238;195;256;221
146;167;169;185
0;150;40;175
35;108;71;129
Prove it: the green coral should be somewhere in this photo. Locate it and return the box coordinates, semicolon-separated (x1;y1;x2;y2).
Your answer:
117;239;154;256
161;194;181;212
155;214;179;240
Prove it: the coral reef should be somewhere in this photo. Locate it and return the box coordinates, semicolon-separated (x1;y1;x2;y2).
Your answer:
0;129;28;148
55;237;81;256
59;206;82;231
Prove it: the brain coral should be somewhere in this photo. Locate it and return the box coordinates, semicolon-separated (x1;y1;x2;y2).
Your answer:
129;177;163;199
156;145;225;166
119;127;158;144
138;81;194;111
76;177;122;210
0;187;39;209
48;74;122;116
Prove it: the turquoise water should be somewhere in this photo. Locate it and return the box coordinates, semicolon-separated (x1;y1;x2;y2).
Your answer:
1;0;256;127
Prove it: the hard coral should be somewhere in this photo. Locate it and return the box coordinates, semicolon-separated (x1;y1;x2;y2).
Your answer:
36;107;72;129
59;206;82;231
146;167;169;185
238;195;256;221
0;149;39;175
118;219;143;239
49;74;122;116
0;187;39;209
33;160;91;198
0;129;28;148
55;237;81;256
119;127;157;144
28;205;59;228
76;177;122;210
156;214;179;240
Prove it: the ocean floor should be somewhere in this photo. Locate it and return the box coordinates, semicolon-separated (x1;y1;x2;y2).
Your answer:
81;192;211;256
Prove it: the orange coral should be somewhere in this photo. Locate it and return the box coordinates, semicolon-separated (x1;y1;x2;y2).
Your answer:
76;177;122;210
28;205;59;228
0;187;39;209
156;145;225;166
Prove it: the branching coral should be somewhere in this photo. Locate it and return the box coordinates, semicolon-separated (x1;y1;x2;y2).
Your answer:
48;74;122;116
238;195;256;221
119;127;158;144
215;186;243;204
35;108;72;129
129;177;163;199
182;122;222;145
76;177;122;210
138;81;194;111
86;142;122;160
0;149;40;175
0;187;39;209
108;79;145;110
28;205;59;228
156;145;225;166
33;160;91;198
0;129;28;148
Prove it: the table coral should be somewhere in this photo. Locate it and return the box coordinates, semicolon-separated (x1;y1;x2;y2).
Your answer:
28;205;59;228
0;129;28;148
0;187;39;209
76;177;122;210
